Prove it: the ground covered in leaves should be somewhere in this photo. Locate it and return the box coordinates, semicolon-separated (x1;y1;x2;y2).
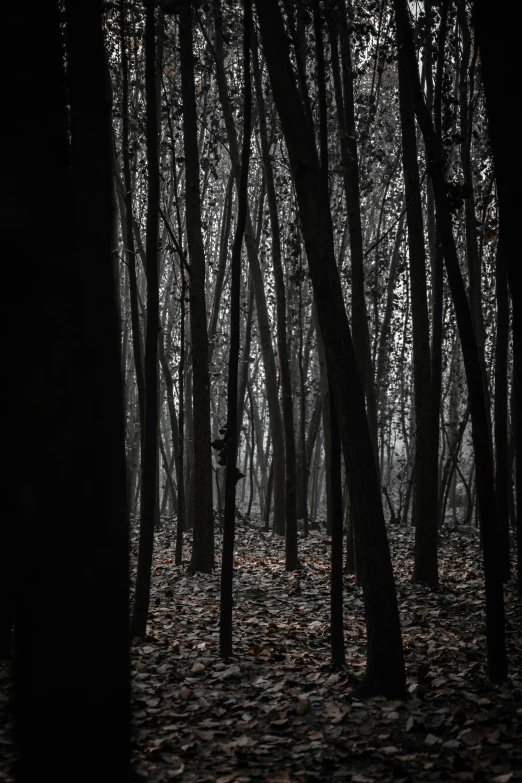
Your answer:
128;520;522;783
1;521;521;782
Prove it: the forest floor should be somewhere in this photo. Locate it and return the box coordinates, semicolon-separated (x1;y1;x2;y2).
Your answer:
1;520;521;782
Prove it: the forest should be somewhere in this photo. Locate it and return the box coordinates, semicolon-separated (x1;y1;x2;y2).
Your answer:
0;0;520;781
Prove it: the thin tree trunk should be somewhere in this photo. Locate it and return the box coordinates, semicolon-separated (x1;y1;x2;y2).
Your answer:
120;0;145;446
220;1;252;657
395;0;507;682
131;3;161;639
494;239;511;580
212;0;286;536
396;21;439;587
335;0;379;466
253;35;298;568
180;7;214;573
473;4;520;593
256;0;406;698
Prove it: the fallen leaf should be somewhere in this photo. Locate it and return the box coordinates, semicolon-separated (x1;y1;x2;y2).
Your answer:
265;772;291;783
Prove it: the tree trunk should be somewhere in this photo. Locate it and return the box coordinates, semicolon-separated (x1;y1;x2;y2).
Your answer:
256;0;406;698
180;7;214;573
473;2;521;596
212;0;286;536
220;0;252;657
394;0;507;683
253;37;298;569
396;18;439;587
494;239;511;580
131;2;161;639
334;0;379;467
9;2;130;775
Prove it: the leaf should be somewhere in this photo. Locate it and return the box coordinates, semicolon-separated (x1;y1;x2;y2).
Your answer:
166;763;185;778
459;728;483;746
191;662;205;674
265;773;291;783
425;733;442;746
492;775;513;783
222;664;241;680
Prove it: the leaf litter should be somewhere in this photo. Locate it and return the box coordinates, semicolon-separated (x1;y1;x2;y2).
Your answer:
1;520;521;783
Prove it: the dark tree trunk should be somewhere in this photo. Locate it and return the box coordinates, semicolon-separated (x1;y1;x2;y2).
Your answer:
334;0;379;466
220;0;252;658
130;0;161;640
394;0;507;683
212;0;286;536
494;239;511;580
7;2;130;776
180;7;214;573
395;10;439;587
253;36;298;570
473;1;521;596
256;0;406;699
176;266;187;565
120;0;145;445
329;387;345;667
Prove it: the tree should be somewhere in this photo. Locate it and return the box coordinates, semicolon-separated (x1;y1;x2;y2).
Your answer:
252;36;298;571
472;0;521;596
180;6;214;574
393;0;507;683
131;0;161;639
5;1;130;776
255;0;406;698
395;2;439;586
220;0;252;658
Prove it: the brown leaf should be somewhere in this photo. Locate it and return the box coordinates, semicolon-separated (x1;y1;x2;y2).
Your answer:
265;773;291;783
459;728;483;746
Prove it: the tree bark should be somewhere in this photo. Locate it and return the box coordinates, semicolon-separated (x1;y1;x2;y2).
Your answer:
179;7;214;573
256;0;406;698
394;0;507;682
396;16;439;587
212;0;286;536
220;0;252;657
8;2;130;775
253;36;298;570
131;1;161;639
473;1;521;596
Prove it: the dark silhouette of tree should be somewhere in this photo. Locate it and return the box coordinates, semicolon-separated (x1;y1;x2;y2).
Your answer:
179;5;215;574
131;0;161;639
4;1;130;777
473;0;521;596
395;4;439;587
255;0;406;698
220;0;253;658
393;0;507;683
